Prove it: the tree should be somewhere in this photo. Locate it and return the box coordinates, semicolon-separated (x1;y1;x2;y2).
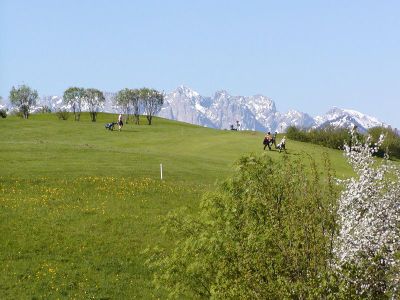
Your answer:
63;87;85;121
333;131;400;298
9;85;38;119
114;88;142;124
84;88;105;122
131;89;141;125
147;153;339;298
141;88;163;125
114;88;132;122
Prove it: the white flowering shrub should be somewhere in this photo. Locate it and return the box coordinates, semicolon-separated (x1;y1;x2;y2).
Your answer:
334;130;400;298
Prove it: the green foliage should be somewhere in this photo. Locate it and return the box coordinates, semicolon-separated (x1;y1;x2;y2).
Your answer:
0;108;7;118
140;88;164;125
337;251;397;299
56;109;70;120
147;153;340;299
368;126;400;159
9;84;39;119
85;88;105;122
39;105;52;113
63;87;85;121
114;88;141;124
286;126;311;142
287;126;364;151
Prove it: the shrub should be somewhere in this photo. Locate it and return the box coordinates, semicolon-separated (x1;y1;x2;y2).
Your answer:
334;131;400;298
56;109;70;120
39;105;52;113
146;153;339;299
286;126;310;142
0;109;7;118
368;126;400;159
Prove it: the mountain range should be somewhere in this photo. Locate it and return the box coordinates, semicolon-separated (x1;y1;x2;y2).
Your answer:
158;86;386;133
1;86;387;133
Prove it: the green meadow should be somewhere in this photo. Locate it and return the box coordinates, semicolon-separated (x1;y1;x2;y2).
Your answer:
1;113;353;299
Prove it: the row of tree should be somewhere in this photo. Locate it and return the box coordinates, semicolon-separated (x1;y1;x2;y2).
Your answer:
63;87;164;124
287;125;400;159
4;84;164;125
113;88;164;125
63;87;105;122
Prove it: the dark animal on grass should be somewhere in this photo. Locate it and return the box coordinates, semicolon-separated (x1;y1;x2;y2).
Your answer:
105;122;117;131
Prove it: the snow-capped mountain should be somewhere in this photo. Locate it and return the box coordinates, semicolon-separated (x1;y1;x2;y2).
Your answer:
159;86;387;133
159;86;315;132
314;107;385;133
7;85;388;133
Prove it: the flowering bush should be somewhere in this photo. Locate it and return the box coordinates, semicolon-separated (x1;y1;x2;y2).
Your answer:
334;130;400;298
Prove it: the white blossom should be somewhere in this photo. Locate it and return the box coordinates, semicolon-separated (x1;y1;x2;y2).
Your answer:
334;129;400;297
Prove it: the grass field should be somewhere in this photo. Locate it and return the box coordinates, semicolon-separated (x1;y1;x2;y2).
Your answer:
0;113;354;299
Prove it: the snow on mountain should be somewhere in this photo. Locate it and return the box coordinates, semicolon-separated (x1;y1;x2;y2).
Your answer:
159;86;316;132
315;107;386;133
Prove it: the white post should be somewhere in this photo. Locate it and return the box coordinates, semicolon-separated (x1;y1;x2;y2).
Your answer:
160;163;163;180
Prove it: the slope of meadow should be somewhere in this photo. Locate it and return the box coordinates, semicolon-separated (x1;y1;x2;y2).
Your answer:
0;113;352;298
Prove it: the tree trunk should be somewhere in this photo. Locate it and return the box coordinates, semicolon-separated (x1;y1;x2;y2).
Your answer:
91;112;97;122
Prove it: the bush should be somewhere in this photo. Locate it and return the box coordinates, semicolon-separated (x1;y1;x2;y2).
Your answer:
334;131;400;298
0;109;7;118
368;126;400;159
286;126;310;142
287;126;364;151
39;106;52;113
56;109;70;120
147;153;339;299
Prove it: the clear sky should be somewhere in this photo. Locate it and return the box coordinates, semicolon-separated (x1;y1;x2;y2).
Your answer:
1;0;399;128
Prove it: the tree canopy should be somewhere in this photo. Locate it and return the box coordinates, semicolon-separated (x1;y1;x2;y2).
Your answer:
85;88;105;122
63;87;85;121
141;88;164;125
9;85;38;119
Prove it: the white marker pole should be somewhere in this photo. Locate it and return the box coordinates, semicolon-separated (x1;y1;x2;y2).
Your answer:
160;163;163;180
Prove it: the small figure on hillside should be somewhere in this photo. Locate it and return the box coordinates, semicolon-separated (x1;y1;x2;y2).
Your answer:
273;131;278;148
276;136;286;153
263;132;273;150
118;114;123;131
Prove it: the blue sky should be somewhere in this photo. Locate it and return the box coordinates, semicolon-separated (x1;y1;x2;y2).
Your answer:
1;0;399;128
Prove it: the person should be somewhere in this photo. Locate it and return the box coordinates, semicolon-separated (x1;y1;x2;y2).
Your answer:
118;114;123;131
263;132;273;150
273;131;278;148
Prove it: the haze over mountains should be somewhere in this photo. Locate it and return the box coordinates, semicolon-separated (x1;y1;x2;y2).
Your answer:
1;85;388;133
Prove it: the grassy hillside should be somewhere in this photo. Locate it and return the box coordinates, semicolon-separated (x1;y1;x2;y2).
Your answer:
0;113;353;299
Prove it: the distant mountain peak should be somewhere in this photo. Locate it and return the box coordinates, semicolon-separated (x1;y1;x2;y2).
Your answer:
174;85;199;98
315;107;386;133
214;90;230;98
